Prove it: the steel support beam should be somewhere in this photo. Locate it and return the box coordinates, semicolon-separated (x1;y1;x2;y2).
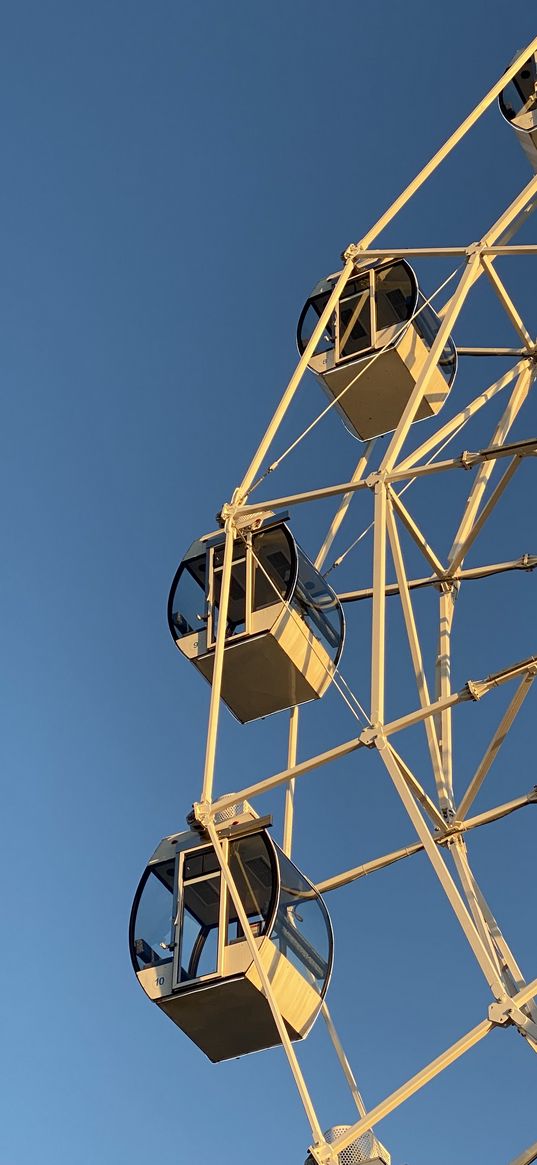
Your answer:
315;789;537;895
200;520;236;805
232;439;537;519
448;366;534;570
317;972;537;1163
206;818;325;1145
457;669;537;820
311;1016;494;1162
343;37;537;254
282;706;299;858
396;360;526;474
338;554;537;602
386;501;447;808
378;740;507;998
235;260;355;503
370;482;387;724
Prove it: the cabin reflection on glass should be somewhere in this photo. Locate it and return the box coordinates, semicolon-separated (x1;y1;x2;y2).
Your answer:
297;258;457;441
167;515;345;723
129;803;334;1062
499;50;537;170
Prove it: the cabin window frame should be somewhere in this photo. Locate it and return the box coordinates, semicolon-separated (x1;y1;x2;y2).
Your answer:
172;842;229;989
334;266;376;364
171;829;282;991
206;540;252;647
128;858;178;976
206;525;298;648
224;828;280;949
297;259;420;368
499;55;537;129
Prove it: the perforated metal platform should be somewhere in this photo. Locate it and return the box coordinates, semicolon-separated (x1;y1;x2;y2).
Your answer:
305;1126;391;1165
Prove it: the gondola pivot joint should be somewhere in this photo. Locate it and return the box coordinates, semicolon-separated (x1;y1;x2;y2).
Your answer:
190;800;212;829
341;241;363;263
307;1142;335;1165
217;501;237;526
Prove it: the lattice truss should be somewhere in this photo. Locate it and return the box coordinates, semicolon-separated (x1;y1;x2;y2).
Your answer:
187;40;537;1165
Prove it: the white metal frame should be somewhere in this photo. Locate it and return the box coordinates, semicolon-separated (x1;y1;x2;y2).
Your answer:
185;37;537;1165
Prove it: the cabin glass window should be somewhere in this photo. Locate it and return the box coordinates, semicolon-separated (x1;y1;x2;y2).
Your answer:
298;291;335;355
292;550;343;662
170;555;206;638
413;296;457;384
132;862;175;971
375;263;415;345
337;273;372;360
500;58;537;123
212;542;248;639
252;526;294;612
271;850;331;994
227;833;276;943
205;523;297;643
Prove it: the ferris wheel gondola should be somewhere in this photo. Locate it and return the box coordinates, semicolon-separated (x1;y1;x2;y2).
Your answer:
129;802;333;1061
297;258;457;441
167;515;344;722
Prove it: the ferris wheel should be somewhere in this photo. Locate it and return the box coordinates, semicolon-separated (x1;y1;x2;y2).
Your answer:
129;38;537;1165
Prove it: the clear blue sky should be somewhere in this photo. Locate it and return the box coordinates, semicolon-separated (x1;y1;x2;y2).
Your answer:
2;4;536;1164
